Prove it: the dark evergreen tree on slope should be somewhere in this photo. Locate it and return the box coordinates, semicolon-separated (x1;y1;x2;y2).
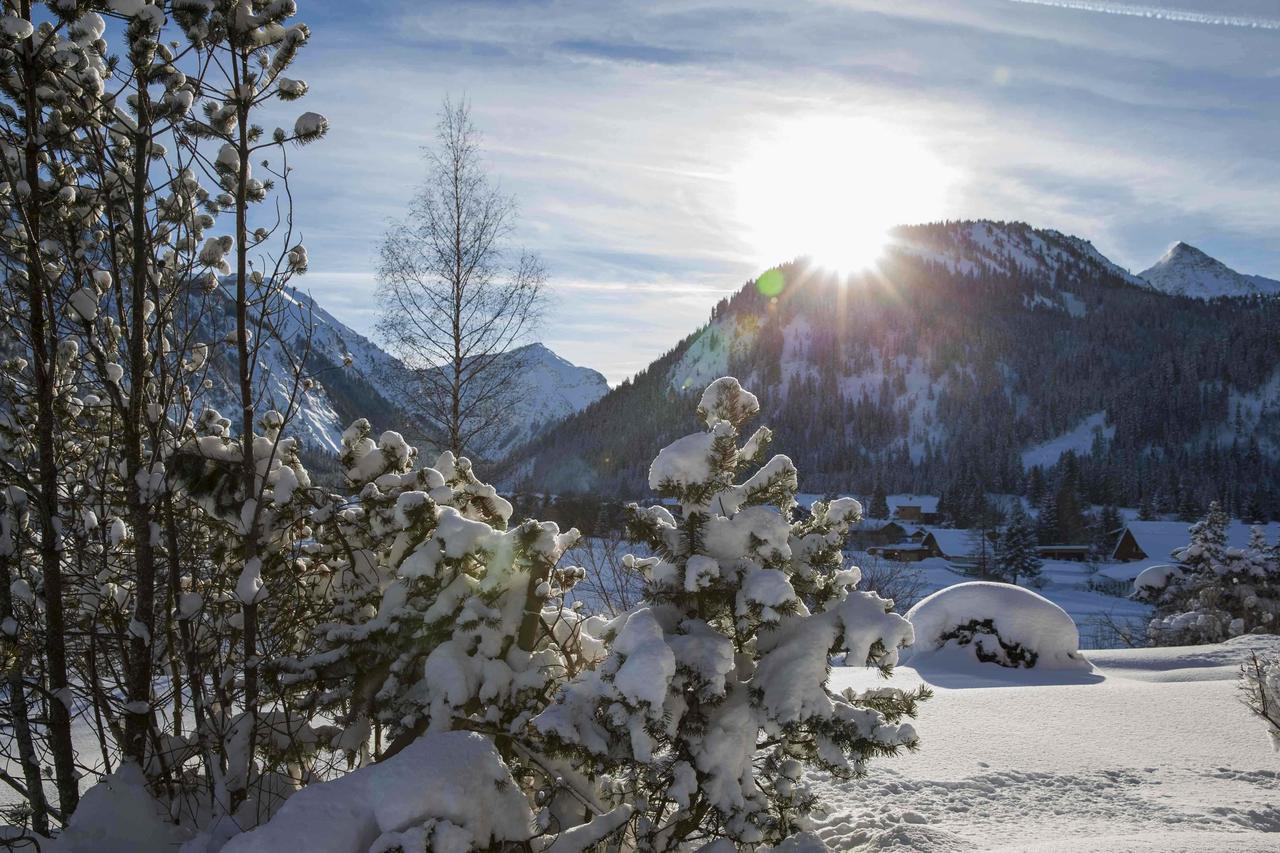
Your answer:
995;504;1043;586
870;482;891;519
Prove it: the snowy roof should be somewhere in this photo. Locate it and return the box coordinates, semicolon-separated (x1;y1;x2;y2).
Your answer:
887;494;940;514
923;528;979;558
1116;520;1280;564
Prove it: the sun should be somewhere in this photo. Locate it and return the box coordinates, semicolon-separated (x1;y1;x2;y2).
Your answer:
732;116;953;275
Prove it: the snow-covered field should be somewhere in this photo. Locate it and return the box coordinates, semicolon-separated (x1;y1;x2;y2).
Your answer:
815;635;1280;852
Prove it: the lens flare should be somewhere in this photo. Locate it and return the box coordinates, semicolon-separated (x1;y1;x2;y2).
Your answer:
756;268;785;297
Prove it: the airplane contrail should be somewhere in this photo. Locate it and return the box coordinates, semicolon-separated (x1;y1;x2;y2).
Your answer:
1007;0;1280;29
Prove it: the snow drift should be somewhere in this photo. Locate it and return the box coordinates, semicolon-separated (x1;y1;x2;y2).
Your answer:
905;582;1091;671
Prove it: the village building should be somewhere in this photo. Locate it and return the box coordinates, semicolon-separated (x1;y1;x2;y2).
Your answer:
1036;544;1092;562
847;519;910;550
886;494;942;525
1110;520;1280;564
866;526;996;564
1092;519;1280;592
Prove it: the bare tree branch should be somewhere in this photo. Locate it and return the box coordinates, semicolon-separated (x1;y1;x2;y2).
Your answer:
375;97;547;462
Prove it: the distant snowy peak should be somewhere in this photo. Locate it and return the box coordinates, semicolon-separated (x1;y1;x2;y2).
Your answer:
489;343;609;458
1138;242;1280;300
510;342;609;416
282;286;401;378
198;282;408;456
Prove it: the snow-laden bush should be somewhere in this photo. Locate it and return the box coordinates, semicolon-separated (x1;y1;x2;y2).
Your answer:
531;377;927;850
219;732;532;853
159;377;925;851
1139;504;1280;645
905;581;1091;670
54;763;188;853
1133;564;1183;598
282;418;593;760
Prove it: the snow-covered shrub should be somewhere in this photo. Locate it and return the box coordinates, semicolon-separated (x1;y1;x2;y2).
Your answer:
1139;505;1280;645
1240;653;1280;751
905;581;1091;670
284;420;592;763
1132;564;1184;599
532;377;926;850
219;732;533;853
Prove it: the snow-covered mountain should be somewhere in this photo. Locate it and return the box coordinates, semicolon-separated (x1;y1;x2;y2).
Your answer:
484;343;609;460
890;220;1148;289
1138;242;1280;300
191;283;407;457
512;220;1280;515
199;286;606;465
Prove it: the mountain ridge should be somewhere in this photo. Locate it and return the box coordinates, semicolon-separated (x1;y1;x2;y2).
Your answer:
502;219;1280;521
197;284;606;469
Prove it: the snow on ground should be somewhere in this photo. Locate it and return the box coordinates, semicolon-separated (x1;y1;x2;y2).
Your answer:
1020;411;1113;469
816;635;1280;852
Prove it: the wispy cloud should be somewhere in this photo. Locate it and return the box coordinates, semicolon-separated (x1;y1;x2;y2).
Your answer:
1007;0;1280;29
288;0;1280;381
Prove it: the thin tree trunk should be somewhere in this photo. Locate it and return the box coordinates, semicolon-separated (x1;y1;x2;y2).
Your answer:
0;558;48;835
451;132;465;457
232;47;260;811
20;0;78;816
122;64;159;768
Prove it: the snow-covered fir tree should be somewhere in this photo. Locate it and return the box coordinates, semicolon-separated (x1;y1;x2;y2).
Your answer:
994;504;1042;586
1035;490;1059;545
1139;504;1280;644
1093;504;1124;559
869;483;890;520
532;377;928;850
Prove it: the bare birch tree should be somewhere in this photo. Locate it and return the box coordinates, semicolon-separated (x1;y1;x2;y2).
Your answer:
376;97;546;462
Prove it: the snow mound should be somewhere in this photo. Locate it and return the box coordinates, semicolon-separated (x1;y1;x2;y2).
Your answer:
56;763;190;852
905;582;1090;671
1133;564;1183;594
219;731;531;853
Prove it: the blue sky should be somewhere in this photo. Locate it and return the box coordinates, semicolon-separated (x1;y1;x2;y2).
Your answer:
286;0;1280;383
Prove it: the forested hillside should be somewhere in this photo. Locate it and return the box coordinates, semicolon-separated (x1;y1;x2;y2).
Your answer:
508;221;1280;519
